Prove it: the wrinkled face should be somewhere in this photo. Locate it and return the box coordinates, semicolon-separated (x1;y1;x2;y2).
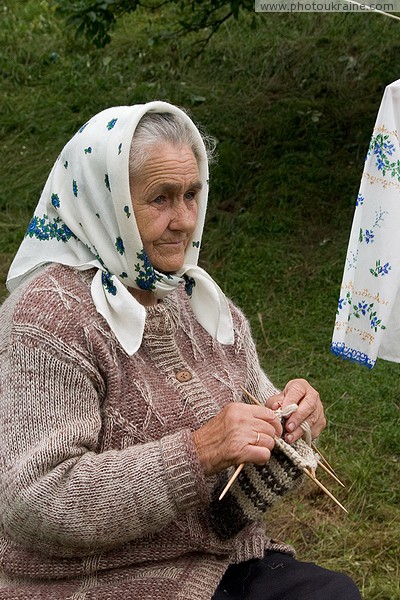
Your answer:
130;143;202;274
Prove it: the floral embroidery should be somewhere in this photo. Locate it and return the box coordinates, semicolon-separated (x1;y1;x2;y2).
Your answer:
72;180;78;197
115;236;125;255
107;118;118;130
337;291;352;311
358;208;387;244
192;240;200;248
118;143;122;155
101;271;117;295
120;272;128;278
104;174;111;192
359;228;374;244
96;213;100;219
352;301;370;318
368;133;400;181
345;249;358;271
25;214;76;243
64;161;68;169
370;259;391;277
183;274;196;296
356;193;364;206
336;291;386;332
84;147;92;154
134;249;162;291
51;194;60;209
124;205;131;218
333;89;400;369
370;315;381;330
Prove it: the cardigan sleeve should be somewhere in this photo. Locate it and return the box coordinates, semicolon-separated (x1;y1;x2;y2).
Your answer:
0;312;208;559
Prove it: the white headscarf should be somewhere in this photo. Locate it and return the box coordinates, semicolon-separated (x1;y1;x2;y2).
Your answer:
7;102;234;355
332;80;400;368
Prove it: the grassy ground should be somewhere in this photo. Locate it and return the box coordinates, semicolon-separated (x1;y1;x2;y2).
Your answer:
1;2;399;597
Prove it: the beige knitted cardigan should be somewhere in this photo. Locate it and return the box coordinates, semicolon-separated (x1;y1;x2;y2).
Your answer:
0;264;295;599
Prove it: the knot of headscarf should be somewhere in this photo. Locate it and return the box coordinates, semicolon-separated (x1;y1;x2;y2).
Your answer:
7;102;234;354
332;79;400;368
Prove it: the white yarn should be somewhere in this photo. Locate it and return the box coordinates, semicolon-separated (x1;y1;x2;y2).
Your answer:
274;403;318;470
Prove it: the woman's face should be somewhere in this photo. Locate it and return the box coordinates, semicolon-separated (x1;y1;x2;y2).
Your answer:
130;143;202;274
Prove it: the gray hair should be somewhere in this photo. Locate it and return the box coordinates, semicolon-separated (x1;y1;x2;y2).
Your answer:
129;111;216;179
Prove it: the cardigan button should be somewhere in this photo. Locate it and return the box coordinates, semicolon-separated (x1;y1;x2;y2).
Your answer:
175;369;192;383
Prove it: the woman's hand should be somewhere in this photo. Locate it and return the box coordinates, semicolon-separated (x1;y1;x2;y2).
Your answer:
192;403;283;476
268;378;326;444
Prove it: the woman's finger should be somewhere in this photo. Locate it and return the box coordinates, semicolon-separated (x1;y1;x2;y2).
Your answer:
279;379;326;442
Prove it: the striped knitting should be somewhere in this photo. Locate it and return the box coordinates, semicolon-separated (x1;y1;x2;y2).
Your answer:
210;438;317;539
0;264;299;599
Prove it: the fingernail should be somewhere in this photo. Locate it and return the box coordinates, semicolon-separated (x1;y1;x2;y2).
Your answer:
286;433;293;443
286;422;295;432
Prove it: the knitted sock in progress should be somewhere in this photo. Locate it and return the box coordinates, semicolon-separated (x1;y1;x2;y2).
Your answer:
209;406;318;540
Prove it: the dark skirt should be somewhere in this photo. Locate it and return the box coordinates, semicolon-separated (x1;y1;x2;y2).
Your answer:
212;551;362;600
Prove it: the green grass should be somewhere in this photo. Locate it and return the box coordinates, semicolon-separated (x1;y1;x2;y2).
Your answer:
1;2;399;597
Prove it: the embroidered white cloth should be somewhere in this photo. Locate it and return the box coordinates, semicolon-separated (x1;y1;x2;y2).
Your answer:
332;79;400;368
7;102;234;355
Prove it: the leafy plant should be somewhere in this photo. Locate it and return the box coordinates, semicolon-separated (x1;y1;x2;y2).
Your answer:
54;0;254;50
54;0;136;47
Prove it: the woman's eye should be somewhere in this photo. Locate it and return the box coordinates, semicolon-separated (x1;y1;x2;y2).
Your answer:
184;191;196;201
152;196;166;205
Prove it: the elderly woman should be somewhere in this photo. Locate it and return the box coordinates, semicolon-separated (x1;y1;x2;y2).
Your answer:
0;103;361;599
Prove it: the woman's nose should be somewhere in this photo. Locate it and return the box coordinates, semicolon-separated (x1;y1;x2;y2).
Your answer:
169;199;197;230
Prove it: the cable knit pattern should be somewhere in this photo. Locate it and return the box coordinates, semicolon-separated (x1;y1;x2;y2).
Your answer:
0;264;296;599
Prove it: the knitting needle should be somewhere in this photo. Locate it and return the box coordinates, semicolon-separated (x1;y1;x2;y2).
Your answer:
317;460;346;488
239;385;262;406
311;442;338;476
219;464;244;501
311;441;346;486
302;467;348;514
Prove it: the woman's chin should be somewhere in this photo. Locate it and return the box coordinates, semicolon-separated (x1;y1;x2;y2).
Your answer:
153;256;185;275
154;262;184;275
